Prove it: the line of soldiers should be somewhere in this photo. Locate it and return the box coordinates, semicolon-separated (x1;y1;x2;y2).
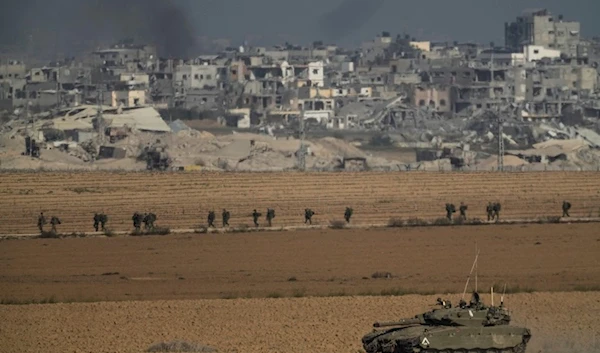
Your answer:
37;212;61;233
36;200;576;234
132;212;157;231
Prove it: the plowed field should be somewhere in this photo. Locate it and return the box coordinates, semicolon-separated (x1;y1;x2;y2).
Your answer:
1;171;600;234
1;293;599;353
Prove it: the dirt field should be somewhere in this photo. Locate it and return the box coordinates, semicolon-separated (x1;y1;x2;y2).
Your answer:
1;292;599;353
1;224;599;303
1;171;600;234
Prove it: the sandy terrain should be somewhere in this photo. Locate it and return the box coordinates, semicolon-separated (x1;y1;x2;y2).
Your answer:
0;293;599;353
1;171;600;234
1;224;599;302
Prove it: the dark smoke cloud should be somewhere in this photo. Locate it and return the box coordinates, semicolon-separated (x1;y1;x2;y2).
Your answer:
0;0;197;59
317;0;385;42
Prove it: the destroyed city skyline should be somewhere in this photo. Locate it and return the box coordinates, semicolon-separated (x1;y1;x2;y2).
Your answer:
1;0;599;58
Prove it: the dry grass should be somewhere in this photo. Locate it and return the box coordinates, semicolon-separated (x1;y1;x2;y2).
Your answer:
147;340;217;352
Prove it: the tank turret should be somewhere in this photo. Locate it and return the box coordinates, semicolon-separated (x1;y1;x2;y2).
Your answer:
362;292;531;353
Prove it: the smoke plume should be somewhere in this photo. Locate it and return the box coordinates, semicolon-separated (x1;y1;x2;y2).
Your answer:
317;0;385;42
0;0;197;59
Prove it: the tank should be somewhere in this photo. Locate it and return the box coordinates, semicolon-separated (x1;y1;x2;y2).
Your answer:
361;292;531;353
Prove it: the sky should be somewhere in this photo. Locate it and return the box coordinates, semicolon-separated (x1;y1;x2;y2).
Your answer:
1;0;598;58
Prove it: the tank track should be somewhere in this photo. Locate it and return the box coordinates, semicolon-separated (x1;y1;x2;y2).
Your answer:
419;342;527;353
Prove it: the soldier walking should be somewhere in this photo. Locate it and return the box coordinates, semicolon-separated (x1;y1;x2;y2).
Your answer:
100;214;108;231
132;212;143;231
344;207;353;223
222;209;230;227
37;212;46;233
266;208;275;227
459;202;468;221
207;210;216;228
562;201;571;217
486;202;494;221
93;213;101;231
445;203;456;221
304;208;315;224
492;203;501;221
50;216;61;233
252;209;261;227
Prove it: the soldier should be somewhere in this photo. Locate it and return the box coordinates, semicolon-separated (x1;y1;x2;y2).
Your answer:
492;202;501;221
100;214;108;231
147;213;157;229
93;213;101;232
445;203;456;221
37;212;46;233
207;210;216;228
562;200;571;217
304;208;315;224
50;216;61;233
344;207;353;223
486;202;494;221
132;212;142;231
222;209;230;227
459;202;468;220
252;209;261;227
266;208;275;227
142;213;151;230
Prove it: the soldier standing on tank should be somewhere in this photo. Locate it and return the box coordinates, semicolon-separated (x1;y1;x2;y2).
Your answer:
37;212;46;233
222;209;230;227
304;208;315;224
445;203;456;221
486;202;494;221
562;200;571;217
344;207;353;223
207;210;216;228
266;208;275;227
492;202;501;221
459;202;468;220
50;216;61;233
252;209;261;227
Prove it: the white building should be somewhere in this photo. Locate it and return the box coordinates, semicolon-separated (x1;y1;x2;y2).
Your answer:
523;45;561;62
308;61;325;87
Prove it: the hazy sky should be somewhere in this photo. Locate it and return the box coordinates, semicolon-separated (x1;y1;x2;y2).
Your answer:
1;0;598;57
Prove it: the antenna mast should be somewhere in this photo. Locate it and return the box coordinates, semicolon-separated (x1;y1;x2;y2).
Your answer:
462;249;480;300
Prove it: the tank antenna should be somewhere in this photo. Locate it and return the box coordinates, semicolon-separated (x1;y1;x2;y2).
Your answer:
500;283;507;307
475;243;478;293
462;249;480;301
491;286;494;306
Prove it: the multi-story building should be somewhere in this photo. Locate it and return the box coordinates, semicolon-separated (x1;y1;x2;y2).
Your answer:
505;9;581;57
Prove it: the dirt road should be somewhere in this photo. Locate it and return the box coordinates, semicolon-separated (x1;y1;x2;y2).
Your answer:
1;224;599;303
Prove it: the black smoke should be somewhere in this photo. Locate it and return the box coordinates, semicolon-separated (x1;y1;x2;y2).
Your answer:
0;0;197;59
317;0;385;42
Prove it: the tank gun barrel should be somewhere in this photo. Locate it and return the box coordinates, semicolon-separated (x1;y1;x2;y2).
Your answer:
373;318;422;328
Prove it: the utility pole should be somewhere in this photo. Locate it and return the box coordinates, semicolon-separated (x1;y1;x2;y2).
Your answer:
25;34;33;153
297;104;306;171
497;110;505;172
96;83;104;146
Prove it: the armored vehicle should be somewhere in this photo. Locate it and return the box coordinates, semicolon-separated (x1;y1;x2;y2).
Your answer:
362;292;531;353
